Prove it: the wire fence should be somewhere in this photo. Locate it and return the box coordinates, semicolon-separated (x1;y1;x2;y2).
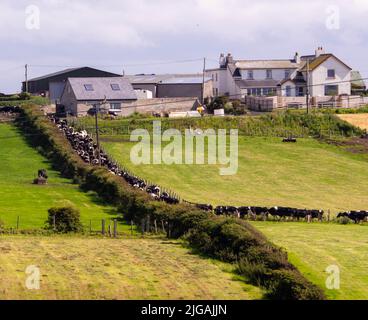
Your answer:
0;216;172;238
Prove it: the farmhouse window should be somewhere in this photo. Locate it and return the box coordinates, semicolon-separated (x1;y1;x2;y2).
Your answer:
266;70;272;79
327;69;335;78
247;70;254;80
286;86;291;97
110;103;122;110
325;85;338;96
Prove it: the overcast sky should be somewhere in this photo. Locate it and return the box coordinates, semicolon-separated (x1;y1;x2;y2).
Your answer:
0;0;367;93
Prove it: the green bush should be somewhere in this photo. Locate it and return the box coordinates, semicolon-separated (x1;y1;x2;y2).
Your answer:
46;206;83;233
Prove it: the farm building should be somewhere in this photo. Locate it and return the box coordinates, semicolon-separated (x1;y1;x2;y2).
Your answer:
125;74;213;101
22;67;121;101
60;77;137;116
206;47;353;99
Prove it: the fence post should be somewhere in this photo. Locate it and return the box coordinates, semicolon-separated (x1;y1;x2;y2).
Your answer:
154;220;158;234
16;216;20;230
113;219;118;238
328;210;331;223
146;215;151;233
141;218;145;235
131;220;134;236
53;215;56;231
108;224;112;237
101;219;106;236
89;220;92;234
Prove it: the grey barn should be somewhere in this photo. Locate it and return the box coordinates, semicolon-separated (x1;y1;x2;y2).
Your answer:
60;77;137;116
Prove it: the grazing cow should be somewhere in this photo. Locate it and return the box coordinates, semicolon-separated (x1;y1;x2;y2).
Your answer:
337;211;368;223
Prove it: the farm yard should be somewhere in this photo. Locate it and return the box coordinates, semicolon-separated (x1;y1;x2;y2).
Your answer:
0;236;262;300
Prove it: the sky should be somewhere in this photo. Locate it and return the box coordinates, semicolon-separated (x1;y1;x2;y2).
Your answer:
0;0;367;93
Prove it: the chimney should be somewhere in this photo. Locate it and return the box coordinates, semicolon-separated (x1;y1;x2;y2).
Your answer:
219;53;226;68
315;46;325;58
226;53;234;65
294;52;301;64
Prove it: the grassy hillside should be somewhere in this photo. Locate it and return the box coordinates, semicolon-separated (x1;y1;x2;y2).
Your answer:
102;135;368;214
0;124;120;230
251;222;368;300
0;236;262;300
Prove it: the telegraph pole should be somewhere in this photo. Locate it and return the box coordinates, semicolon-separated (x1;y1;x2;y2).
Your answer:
306;60;310;114
94;103;101;166
25;64;29;93
202;57;206;105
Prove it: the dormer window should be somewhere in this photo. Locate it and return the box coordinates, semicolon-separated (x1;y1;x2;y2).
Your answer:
84;84;94;91
111;84;121;91
266;70;272;79
327;69;335;78
247;70;254;80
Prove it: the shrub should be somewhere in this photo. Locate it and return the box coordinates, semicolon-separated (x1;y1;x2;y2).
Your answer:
46;206;83;233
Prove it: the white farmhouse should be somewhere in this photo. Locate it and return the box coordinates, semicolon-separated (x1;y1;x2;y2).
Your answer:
206;47;352;99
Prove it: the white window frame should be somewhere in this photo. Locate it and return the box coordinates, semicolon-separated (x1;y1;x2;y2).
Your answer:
110;102;122;110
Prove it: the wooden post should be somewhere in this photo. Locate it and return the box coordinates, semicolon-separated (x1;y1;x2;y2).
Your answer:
101;219;106;236
53;215;56;231
328;210;331;223
146;215;151;233
161;220;166;233
89;220;92;234
113;219;118;238
108;224;112;237
131;220;134;236
16;216;20;230
154;220;158;234
141;218;145;235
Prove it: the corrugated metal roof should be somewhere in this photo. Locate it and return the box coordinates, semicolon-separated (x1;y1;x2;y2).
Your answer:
125;74;204;84
68;77;137;101
28;67;120;82
160;77;212;84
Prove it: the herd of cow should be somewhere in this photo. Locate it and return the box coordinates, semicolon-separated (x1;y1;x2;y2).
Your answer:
51;117;180;205
47;115;368;224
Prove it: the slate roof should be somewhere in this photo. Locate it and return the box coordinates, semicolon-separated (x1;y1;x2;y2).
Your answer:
299;54;352;72
67;77;137;101
235;60;301;70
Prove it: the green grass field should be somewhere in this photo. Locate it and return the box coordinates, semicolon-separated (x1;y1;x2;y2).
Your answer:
102;135;368;214
0;124;121;230
251;222;368;300
0;236;262;300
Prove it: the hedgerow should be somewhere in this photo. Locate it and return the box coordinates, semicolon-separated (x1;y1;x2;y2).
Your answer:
15;104;326;300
